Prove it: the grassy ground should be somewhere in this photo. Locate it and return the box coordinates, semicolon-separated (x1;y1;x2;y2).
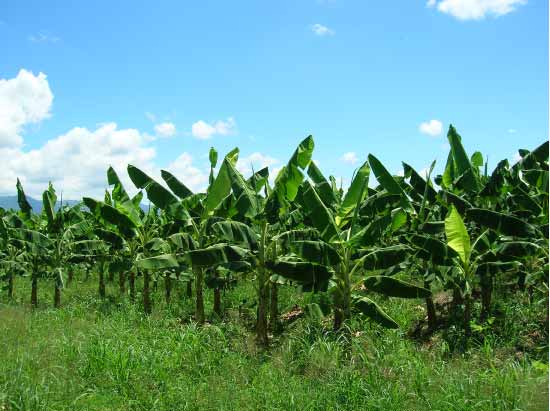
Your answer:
0;273;548;411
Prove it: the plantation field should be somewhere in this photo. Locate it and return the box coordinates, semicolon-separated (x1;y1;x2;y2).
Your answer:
0;129;548;411
0;275;547;411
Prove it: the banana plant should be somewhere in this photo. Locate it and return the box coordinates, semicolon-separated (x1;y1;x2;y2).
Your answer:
126;148;252;322
267;155;431;331
84;167;179;314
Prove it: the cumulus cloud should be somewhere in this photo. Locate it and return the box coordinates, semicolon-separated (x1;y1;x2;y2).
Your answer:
191;117;236;140
0;70;212;199
236;152;279;176
428;0;527;20
0;69;53;147
340;152;358;165
419;119;443;137
154;122;176;138
0;123;157;198
311;23;335;36
164;152;209;192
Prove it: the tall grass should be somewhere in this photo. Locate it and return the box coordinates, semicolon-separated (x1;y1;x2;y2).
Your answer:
0;273;547;410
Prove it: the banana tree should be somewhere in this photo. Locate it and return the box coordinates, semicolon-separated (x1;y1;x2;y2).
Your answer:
126;148;250;322
266;154;431;331
84;167;179;314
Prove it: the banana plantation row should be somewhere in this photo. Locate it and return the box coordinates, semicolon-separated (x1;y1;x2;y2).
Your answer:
1;125;548;345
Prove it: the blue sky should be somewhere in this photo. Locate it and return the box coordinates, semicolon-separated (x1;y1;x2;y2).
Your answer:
0;0;547;198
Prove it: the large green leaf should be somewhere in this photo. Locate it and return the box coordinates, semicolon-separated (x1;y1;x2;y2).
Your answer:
94;228;124;249
439;190;473;215
42;182;57;227
13;228;51;248
363;276;431;299
128;165;179;209
466;208;536;238
272;135;314;201
107;166;131;203
353;296;399;329
16;178;32;218
272;228;320;244
187;244;249;267
224;158;260;219
136;254;179;270
360;245;411;270
300;181;339;241
204;148;240;214
99;203;138;236
168;232;197;251
350;214;392;247
445;125;480;192
402;162;437;203
480;159;510;197
211;220;258;250
266;259;332;291
368;154;412;211
445;205;470;265
247;167;269;193
307;161;338;208
291;240;341;266
409;234;459;266
337;160;370;226
161;170;193;199
496;241;542;260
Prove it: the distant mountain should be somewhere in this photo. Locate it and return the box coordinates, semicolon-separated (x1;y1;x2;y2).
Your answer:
0;195;81;212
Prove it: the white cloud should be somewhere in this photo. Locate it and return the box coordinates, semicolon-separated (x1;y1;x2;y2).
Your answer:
236;152;279;176
0;69;53;147
431;0;527;20
154;122;176;138
0;70;213;200
0;123;156;198
28;32;60;43
508;128;517;134
191;117;236;140
419;119;443;137
311;23;335;36
340;152;358;165
427;0;437;6
164;152;209;192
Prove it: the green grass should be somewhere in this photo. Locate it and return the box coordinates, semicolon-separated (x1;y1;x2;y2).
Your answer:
0;273;548;411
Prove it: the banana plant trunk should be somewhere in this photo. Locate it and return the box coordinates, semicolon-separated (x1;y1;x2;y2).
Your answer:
464;294;472;338
165;275;172;303
256;223;269;346
195;268;205;324
98;270;106;298
7;272;13;299
451;287;463;313
186;281;192;298
143;270;152;314
334;262;352;332
129;272;136;302
119;272;126;296
31;274;38;308
424;279;437;330
54;282;61;308
67;270;74;285
269;282;279;332
213;287;222;317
